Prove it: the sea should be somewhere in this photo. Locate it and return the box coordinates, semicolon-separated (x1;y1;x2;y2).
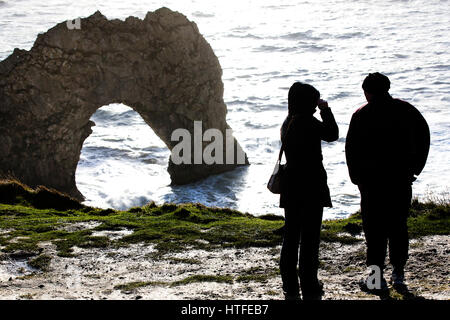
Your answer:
0;0;449;219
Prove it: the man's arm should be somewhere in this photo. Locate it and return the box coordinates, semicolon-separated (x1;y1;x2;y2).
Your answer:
345;113;362;185
411;106;430;177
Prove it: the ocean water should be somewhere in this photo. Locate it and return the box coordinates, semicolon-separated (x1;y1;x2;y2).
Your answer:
0;0;449;219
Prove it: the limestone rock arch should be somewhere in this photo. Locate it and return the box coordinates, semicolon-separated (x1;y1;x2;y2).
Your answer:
0;8;248;200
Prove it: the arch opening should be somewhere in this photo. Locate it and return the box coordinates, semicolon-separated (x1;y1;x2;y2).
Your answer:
75;103;170;209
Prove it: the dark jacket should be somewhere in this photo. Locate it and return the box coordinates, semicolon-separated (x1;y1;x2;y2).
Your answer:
345;95;430;186
279;107;339;208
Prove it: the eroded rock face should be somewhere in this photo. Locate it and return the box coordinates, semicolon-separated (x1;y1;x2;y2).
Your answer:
0;8;248;200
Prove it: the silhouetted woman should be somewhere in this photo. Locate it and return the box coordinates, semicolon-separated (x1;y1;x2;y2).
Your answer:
279;82;338;300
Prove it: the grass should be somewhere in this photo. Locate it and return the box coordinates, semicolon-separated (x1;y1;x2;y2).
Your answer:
28;254;52;271
113;274;234;293
113;267;281;293
113;266;281;293
114;281;168;292
236;266;279;283
165;257;202;265
0;179;285;259
407;198;450;237
171;274;234;286
0;179;449;268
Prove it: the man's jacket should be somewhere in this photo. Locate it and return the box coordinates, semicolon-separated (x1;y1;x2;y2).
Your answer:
345;96;430;186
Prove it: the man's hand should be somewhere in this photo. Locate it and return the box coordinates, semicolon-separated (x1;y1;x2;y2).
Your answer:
318;99;329;110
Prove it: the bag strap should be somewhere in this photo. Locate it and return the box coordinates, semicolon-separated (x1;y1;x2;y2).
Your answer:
278;116;294;161
277;144;284;162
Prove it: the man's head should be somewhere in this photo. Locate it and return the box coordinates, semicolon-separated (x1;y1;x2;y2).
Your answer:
288;82;320;116
362;72;391;102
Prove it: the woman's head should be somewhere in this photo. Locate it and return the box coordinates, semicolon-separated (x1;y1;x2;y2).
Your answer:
288;82;320;116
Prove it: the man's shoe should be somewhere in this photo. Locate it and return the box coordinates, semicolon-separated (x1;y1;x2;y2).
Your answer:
391;269;405;286
359;275;388;293
311;280;324;295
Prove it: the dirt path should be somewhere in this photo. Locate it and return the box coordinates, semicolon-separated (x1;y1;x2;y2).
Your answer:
0;232;448;300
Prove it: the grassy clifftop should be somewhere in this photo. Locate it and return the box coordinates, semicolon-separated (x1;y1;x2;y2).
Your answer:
0;179;449;264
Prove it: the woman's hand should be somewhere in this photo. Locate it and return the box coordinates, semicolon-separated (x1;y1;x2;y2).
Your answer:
317;99;329;110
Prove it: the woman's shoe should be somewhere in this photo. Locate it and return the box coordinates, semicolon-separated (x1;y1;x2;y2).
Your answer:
359;275;388;293
283;291;301;300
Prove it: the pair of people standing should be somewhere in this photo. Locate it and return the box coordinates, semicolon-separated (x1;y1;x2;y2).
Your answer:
278;73;430;300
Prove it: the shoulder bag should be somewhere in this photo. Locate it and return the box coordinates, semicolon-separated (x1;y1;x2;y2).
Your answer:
267;117;293;194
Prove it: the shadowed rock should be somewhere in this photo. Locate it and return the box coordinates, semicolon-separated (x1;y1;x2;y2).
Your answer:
0;179;83;210
0;8;248;200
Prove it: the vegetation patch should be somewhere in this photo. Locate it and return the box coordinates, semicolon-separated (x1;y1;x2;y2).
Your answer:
114;281;167;292
114;274;235;292
28;254;52;271
0;179;82;210
321;200;449;242
171;274;234;286
166;257;202;265
235;266;279;283
236;274;272;283
407;199;450;238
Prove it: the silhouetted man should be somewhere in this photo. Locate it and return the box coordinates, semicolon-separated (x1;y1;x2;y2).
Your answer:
345;72;430;290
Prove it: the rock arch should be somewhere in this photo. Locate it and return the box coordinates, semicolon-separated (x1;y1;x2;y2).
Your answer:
0;8;248;200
